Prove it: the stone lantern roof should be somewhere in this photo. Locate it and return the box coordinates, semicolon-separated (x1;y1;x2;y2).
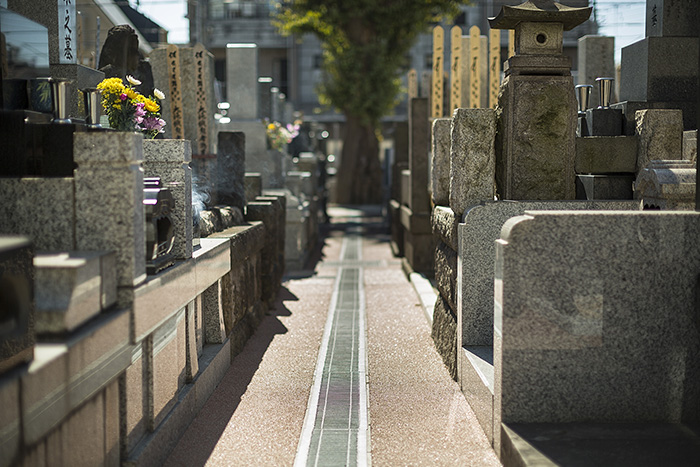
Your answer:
489;0;591;31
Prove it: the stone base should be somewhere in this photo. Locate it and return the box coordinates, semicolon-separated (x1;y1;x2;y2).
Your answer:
575;174;635;200
585;108;623;136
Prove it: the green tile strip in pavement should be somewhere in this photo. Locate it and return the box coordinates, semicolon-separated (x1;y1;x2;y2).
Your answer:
295;229;370;467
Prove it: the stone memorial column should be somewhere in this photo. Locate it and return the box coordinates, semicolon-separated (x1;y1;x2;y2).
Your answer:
578;35;615;108
74;132;147;301
491;0;590;200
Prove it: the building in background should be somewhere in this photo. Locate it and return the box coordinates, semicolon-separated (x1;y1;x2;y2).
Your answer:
188;0;598;123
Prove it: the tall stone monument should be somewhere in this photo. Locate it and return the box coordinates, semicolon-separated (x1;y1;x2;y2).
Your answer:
618;0;699;131
491;0;591;200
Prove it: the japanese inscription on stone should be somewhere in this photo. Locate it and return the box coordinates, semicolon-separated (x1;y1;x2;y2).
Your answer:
469;26;481;109
489;29;500;109
167;45;184;139
450;26;462;115
58;0;76;64
432;25;444;118
194;44;210;155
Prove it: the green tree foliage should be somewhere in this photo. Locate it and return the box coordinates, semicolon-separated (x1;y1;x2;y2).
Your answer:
275;0;469;203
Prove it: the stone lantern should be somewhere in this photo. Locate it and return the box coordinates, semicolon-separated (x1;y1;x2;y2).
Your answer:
490;0;592;200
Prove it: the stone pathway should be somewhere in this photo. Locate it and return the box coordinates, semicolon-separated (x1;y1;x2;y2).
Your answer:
165;206;500;466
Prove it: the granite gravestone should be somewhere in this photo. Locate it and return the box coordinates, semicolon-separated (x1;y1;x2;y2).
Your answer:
618;0;699;131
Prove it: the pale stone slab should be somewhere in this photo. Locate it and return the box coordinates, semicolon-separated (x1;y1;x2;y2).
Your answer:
495;211;700;429
450;108;496;216
151;308;186;429
226;44;258;120
431;205;458;251
683;130;697;163
458;200;640;351
431;118;451;205
21;309;130;445
202;281;226;344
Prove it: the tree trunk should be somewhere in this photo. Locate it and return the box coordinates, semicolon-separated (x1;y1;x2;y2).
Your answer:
335;115;383;204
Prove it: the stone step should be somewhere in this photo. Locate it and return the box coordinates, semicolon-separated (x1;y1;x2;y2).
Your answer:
34;251;116;334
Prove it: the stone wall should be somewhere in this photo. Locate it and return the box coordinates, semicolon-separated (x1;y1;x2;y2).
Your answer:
0;134;285;467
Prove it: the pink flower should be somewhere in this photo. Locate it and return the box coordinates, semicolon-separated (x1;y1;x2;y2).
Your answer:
134;102;147;124
120;93;127;101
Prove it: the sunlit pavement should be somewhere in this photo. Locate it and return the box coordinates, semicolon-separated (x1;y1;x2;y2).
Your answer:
164;205;500;466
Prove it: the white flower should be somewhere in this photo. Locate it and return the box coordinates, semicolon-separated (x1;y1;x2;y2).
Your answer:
126;75;141;86
153;88;165;100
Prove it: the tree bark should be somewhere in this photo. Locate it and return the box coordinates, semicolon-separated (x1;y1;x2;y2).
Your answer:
335;115;383;205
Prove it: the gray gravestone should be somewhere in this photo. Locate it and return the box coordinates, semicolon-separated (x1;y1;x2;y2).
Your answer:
577;36;615;108
217;131;246;212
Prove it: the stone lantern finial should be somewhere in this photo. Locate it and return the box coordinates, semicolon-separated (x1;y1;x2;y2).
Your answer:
489;0;591;58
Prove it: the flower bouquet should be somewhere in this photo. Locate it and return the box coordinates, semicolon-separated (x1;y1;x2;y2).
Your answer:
264;119;300;151
96;75;166;138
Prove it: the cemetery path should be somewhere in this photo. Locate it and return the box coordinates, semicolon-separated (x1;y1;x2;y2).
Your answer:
164;206;500;466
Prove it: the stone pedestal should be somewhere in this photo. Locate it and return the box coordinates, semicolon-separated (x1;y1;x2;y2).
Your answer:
73;132;147;292
142;139;193;261
496;74;577;199
450;108;496;217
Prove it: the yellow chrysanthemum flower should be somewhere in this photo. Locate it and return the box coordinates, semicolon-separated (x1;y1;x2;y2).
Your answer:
97;77;125;96
144;99;159;113
125;88;139;100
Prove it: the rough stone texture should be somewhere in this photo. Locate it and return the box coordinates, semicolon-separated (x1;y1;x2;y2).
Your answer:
431;294;457;381
683;130;698;163
0;178;75;251
0;237;35;374
202;280;226;344
431;118;451;206
185;300;199;382
431;205;459;251
575;136;638;173
495;211;700;429
226;44;258;120
142;139;193;261
645;0;699;38
458;200;640;352
577;35;616;108
245;172;263;202
635;109;684;172
74;132;146;290
246;197;285;306
434;241;457;312
611;100;698;136
34;251;113;334
495;74;577;200
217;132;246;211
408;98;430;214
450;108;496;217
